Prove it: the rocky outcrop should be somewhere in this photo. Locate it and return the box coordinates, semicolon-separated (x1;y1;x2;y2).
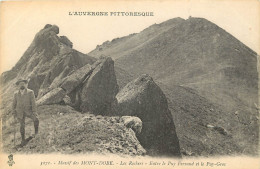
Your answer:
33;24;60;58
36;88;66;105
116;74;181;157
35;57;119;116
79;57;119;115
60;64;93;93
0;24;94;119
1;24;96;100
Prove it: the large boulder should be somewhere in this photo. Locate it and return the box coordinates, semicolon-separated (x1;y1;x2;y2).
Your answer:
57;60;103;107
60;64;92;93
35;57;116;111
116;74;181;157
36;87;66;105
79;57;119;115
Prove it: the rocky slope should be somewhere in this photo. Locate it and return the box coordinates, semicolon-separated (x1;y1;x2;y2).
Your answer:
89;17;259;156
2;105;146;156
1;24;180;157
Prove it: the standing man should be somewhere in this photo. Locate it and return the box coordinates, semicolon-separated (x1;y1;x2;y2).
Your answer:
12;79;39;145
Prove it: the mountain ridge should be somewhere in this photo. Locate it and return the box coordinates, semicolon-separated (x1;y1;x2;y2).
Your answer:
89;17;257;58
88;17;258;113
88;16;259;156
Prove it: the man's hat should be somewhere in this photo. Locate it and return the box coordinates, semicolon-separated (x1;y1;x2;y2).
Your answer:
15;79;28;85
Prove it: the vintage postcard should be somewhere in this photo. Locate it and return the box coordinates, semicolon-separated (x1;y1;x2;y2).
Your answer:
0;0;259;169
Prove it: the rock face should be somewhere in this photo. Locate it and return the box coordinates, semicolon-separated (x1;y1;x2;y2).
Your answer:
36;88;66;105
116;74;181;157
79;57;119;115
60;64;93;93
37;49;89;98
33;56;119;116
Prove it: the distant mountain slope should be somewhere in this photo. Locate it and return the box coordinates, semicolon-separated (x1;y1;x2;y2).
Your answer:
89;17;186;60
88;17;259;156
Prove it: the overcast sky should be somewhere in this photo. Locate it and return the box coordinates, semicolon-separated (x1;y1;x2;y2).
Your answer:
0;0;259;73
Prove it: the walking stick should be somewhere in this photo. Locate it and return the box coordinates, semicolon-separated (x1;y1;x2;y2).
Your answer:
13;126;16;147
13;116;17;147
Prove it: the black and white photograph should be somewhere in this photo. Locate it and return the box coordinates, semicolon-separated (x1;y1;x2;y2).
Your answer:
0;0;259;168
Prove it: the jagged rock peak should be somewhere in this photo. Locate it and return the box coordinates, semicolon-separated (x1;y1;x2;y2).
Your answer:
43;24;59;34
